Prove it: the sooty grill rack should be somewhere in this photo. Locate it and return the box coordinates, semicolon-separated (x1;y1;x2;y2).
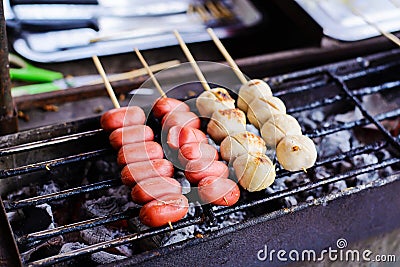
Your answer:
0;48;400;267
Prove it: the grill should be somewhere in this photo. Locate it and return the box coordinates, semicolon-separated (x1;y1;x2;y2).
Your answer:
1;47;400;267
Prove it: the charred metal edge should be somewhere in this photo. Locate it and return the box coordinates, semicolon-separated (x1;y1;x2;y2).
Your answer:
0;196;22;267
0;149;110;178
0;129;104;156
27;215;204;267
0;115;101;149
4;178;121;211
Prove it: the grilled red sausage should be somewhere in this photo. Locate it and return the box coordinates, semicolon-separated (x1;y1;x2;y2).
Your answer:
178;142;219;167
153;97;190;119
161;111;201;132
109;125;154;149
120;159;174;186
198;176;240;206
131;177;182;204
185;160;229;184
100;106;146;131
117;141;164;165
167;125;208;150
139;194;189;227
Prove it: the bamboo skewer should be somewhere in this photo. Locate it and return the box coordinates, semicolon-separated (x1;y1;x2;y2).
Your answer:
134;48;167;98
92;55;120;109
347;3;400;47
87;60;180;85
173;30;211;91
206;28;248;85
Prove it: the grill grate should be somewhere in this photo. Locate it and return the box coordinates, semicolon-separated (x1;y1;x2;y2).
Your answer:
1;49;400;266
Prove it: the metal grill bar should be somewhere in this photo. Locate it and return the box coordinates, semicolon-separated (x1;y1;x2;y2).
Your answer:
4;179;120;211
27;215;204;267
338;60;400;81
274;78;330;97
334;75;400;151
306;109;400;139
287;79;400;114
0;149;110;178
0;129;104;156
352;80;400;96
17;208;137;246
287;94;346;113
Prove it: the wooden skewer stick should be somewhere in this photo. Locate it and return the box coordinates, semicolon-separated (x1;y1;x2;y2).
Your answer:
350;6;400;47
92;55;120;109
206;28;248;85
87;60;180;86
134;48;167;98
173;30;211;91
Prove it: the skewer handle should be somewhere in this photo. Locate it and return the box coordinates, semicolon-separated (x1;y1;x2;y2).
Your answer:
134;48;167;98
207;28;248;85
92;55;120;109
173;30;211;91
350;6;400;47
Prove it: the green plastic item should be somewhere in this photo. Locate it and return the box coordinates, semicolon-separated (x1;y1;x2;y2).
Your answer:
9;53;63;82
11;82;61;97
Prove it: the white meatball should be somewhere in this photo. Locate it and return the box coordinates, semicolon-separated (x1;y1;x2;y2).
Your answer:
220;131;266;163
207;108;246;143
237;79;273;112
247;96;286;129
196;88;235;118
233;152;276;192
260;114;302;148
276;135;317;172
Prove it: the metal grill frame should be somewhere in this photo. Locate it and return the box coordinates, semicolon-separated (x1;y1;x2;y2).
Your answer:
1;48;400;267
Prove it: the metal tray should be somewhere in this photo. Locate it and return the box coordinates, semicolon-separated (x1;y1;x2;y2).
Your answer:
7;0;263;62
295;0;400;41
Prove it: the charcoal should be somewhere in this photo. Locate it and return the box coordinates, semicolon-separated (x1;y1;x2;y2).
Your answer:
80;226;133;257
11;204;54;236
58;242;127;265
319;131;352;158
175;171;192;195
310;110;324;122
83;195;138;218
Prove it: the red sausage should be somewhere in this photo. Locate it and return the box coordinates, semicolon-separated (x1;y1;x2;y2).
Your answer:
109;125;154;149
100;106;146;131
178;142;219;167
139;194;189;227
120;159;174;186
161;111;201;132
167;125;208;150
185;160;229;184
117;141;164;165
153;97;190;119
198;176;240;206
131;177;182;204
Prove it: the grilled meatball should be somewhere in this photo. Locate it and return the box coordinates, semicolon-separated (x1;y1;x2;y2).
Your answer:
260;114;302;148
276;135;317;172
220;131;266;163
237;79;273;112
207;108;246;143
247;96;286;129
196;88;235;118
233;152;276;192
